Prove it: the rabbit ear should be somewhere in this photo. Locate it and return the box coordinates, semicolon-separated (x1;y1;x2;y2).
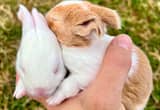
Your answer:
13;74;26;99
17;4;34;31
71;17;104;37
87;2;121;29
32;8;49;30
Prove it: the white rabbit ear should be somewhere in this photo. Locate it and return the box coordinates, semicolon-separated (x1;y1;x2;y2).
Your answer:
17;4;34;31
13;74;26;99
32;8;49;29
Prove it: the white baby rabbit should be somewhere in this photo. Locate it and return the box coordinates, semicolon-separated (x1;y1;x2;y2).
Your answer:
46;1;153;109
13;5;66;101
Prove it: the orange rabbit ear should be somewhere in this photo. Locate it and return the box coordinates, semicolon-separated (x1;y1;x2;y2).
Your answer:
86;2;121;29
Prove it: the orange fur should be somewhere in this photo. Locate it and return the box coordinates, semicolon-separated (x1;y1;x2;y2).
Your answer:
85;1;121;29
46;1;153;109
121;46;153;110
46;2;108;47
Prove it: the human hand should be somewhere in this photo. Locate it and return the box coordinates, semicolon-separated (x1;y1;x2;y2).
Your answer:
35;34;132;110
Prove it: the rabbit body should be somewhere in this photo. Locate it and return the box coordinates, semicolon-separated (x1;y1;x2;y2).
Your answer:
45;1;153;109
14;5;66;101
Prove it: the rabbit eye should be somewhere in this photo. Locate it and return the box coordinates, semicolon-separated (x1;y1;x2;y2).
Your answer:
53;62;59;74
53;67;59;74
20;65;26;74
78;18;95;26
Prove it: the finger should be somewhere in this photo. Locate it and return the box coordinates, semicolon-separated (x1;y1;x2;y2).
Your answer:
81;34;132;110
90;34;132;90
99;34;132;88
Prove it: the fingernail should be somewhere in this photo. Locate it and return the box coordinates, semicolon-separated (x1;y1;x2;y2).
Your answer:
117;35;132;50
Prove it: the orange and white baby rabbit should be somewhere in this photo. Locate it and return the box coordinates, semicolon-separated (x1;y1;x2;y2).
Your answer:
14;5;66;101
46;1;153;109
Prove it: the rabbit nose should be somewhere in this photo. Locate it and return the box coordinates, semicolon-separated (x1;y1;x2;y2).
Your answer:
35;88;47;97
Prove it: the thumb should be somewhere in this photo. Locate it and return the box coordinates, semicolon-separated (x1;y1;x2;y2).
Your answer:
99;34;132;88
81;34;132;110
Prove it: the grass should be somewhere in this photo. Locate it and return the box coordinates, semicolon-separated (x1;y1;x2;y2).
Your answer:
0;0;159;109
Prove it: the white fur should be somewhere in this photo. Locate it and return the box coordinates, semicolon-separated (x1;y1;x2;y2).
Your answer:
14;5;66;99
55;0;89;11
47;33;138;105
128;49;138;76
56;0;83;7
13;79;25;98
135;96;151;110
62;34;114;82
136;105;144;110
47;34;113;104
113;10;121;29
47;0;138;105
56;1;121;29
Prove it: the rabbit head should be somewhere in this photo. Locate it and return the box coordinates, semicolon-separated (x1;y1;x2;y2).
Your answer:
46;1;121;47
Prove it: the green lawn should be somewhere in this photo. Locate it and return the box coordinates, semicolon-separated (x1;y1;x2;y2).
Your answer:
0;0;159;109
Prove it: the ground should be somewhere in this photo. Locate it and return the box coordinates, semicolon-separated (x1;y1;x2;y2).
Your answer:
0;0;159;110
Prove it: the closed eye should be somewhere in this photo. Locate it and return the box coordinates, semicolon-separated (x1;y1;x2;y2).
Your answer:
53;66;59;74
53;62;59;74
20;65;26;74
78;18;95;26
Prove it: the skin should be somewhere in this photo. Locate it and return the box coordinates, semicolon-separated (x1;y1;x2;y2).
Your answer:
34;34;132;110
